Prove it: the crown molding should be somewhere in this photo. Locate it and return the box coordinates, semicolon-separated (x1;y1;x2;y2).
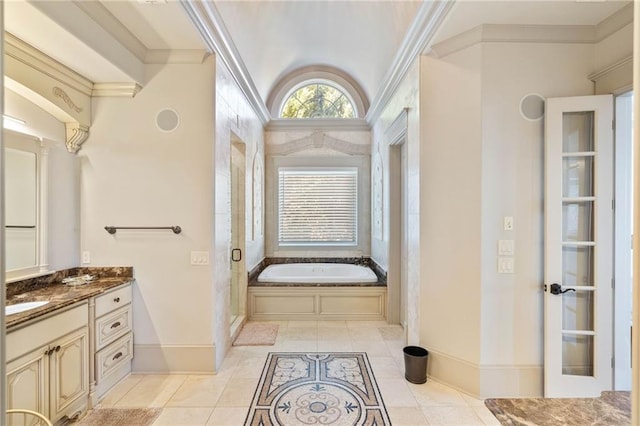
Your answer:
481;24;595;44
432;5;633;60
26;0;145;84
386;108;408;146
92;83;143;98
144;49;210;64
431;24;596;58
589;55;633;82
364;0;455;125
266;118;370;132
72;0;147;62
595;3;633;41
180;0;270;125
4;32;94;97
45;2;212;66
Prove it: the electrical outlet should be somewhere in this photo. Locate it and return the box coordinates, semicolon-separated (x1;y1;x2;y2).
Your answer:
498;257;514;274
190;251;210;265
498;240;514;256
82;251;91;264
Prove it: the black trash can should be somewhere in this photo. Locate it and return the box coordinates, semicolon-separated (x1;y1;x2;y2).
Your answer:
403;346;428;384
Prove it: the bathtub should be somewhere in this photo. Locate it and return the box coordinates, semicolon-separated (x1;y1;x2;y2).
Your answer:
257;263;378;283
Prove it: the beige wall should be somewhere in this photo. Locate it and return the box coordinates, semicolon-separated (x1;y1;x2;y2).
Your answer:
478;42;594;397
419;44;483;380
80;59;216;373
417;39;596;397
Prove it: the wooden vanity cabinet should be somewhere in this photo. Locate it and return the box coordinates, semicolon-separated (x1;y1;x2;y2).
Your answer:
91;282;133;404
6;303;89;424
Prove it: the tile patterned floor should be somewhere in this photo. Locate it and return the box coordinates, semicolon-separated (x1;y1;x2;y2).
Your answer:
99;321;500;425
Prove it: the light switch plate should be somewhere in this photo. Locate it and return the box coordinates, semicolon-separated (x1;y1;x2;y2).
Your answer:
498;257;514;274
498;240;515;256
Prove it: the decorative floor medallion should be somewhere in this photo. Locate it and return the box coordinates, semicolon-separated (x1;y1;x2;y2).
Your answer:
246;352;391;426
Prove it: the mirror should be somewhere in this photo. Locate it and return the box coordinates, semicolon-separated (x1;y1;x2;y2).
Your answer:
4;130;46;280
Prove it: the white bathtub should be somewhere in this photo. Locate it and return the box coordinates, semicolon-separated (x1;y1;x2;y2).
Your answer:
257;263;378;283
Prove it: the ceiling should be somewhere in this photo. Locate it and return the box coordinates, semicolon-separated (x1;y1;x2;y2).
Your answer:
214;0;422;106
3;0;632;117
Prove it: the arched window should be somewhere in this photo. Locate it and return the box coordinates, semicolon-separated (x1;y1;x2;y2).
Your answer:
280;82;355;119
267;66;368;119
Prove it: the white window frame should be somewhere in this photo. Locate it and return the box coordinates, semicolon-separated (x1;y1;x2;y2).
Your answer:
266;66;369;119
267;155;370;256
278;166;358;246
278;80;358;119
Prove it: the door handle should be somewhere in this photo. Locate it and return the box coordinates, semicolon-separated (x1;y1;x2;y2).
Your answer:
549;283;576;295
231;248;242;262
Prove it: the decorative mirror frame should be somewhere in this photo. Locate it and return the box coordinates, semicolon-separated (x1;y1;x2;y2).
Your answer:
5;130;49;281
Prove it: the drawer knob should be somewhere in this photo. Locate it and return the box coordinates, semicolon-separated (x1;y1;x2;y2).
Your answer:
112;352;123;361
110;321;122;329
114;297;121;303
55;345;61;352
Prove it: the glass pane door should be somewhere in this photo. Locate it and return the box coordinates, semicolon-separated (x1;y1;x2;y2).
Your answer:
544;94;613;397
560;111;596;377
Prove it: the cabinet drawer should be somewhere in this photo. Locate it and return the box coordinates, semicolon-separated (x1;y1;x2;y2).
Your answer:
95;284;132;317
95;306;132;351
7;303;88;362
96;334;133;383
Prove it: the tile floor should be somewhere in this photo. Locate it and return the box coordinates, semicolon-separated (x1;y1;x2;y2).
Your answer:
99;320;500;425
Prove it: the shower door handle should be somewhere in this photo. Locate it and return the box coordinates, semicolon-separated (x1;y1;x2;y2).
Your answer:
231;248;242;262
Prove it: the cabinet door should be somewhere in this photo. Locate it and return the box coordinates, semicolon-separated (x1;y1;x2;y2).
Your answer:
6;348;49;426
49;327;89;422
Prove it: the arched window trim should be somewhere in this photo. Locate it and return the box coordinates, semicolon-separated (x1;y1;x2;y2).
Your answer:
279;79;357;119
267;66;369;119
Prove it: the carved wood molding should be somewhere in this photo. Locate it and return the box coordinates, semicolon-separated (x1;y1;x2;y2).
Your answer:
266;131;370;156
65;123;90;153
53;87;83;113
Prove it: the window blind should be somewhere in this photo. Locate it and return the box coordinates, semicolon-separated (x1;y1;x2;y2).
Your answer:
278;168;358;245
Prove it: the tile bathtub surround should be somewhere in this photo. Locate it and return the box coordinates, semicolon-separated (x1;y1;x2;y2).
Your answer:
247;259;266;283
98;320;499;426
249;257;388;286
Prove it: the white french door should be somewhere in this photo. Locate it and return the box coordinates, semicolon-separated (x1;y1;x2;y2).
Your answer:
544;95;614;397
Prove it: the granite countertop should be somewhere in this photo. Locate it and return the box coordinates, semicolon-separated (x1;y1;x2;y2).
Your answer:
6;268;133;329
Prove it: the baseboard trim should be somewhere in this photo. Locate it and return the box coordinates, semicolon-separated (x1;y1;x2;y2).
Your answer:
132;344;216;374
426;348;543;398
479;363;543;398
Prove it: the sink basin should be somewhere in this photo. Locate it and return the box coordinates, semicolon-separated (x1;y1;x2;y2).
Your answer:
6;301;50;316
